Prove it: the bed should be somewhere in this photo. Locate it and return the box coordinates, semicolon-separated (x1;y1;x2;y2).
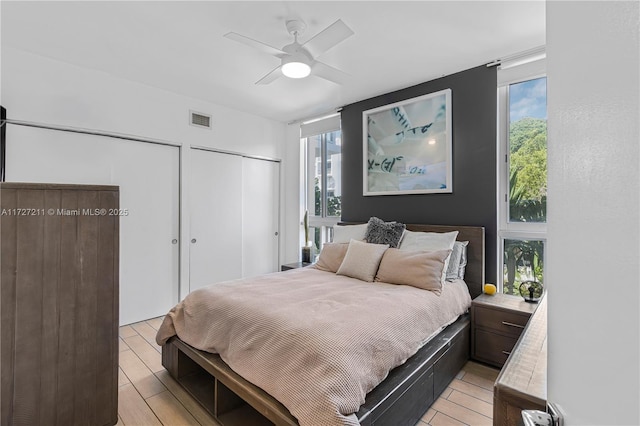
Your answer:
157;223;484;426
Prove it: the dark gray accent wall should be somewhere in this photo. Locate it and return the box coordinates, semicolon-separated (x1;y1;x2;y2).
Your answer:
340;65;497;283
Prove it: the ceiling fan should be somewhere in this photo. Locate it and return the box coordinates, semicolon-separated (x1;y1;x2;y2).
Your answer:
224;19;354;85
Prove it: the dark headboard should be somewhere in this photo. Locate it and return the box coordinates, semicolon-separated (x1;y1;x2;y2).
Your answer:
340;222;485;299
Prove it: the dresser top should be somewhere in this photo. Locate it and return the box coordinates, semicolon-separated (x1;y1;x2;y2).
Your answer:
495;295;547;404
0;182;119;191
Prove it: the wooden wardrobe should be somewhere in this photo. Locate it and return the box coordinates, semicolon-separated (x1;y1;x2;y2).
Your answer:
1;182;119;426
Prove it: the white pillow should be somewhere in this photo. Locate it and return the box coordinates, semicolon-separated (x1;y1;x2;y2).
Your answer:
336;239;389;282
333;223;368;243
399;230;459;251
446;240;469;281
399;230;459;284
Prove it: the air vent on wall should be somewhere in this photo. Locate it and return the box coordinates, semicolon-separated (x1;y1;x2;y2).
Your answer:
190;110;212;129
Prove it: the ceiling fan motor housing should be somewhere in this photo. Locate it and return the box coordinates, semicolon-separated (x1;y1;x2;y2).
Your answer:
285;19;307;37
282;43;312;61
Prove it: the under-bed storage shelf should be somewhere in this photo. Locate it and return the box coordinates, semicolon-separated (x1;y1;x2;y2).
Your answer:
162;315;470;426
176;369;215;416
162;338;293;425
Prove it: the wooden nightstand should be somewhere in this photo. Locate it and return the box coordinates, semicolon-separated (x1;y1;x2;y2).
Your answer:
280;262;312;271
471;293;539;368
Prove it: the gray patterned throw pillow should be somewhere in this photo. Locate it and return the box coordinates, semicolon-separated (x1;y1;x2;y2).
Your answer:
364;217;406;248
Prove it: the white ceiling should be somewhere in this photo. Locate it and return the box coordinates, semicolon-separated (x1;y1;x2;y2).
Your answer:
1;1;545;123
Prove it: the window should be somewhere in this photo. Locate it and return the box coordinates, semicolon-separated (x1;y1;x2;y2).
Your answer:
503;237;545;295
301;115;342;252
498;70;547;295
508;78;547;224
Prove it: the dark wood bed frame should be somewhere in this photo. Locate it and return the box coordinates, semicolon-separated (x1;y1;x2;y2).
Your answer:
162;224;485;426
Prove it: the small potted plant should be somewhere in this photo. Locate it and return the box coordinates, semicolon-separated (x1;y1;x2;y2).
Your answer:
302;210;312;263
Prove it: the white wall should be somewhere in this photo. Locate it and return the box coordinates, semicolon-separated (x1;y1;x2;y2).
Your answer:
282;122;304;264
1;47;284;157
546;1;639;424
1;47;293;300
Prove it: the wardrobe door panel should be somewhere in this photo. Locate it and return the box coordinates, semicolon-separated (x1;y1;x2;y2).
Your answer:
112;141;180;324
242;157;280;278
189;149;243;291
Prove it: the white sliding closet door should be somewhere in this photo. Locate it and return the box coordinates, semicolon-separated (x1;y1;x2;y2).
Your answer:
242;157;280;278
5;125;180;325
189;149;243;291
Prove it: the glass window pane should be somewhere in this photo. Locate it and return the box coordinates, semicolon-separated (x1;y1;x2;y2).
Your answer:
508;77;547;223
502;238;544;296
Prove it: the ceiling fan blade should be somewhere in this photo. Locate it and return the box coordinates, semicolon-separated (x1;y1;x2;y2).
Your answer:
302;19;354;58
224;32;286;57
312;61;350;85
255;66;282;85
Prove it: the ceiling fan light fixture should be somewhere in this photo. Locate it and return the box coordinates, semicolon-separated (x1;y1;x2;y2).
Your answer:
282;61;311;78
281;50;311;79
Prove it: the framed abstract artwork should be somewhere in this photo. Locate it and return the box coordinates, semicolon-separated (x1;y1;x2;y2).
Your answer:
363;89;452;196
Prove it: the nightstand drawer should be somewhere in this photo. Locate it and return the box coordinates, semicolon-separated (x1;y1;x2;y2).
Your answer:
474;329;517;367
474;306;529;337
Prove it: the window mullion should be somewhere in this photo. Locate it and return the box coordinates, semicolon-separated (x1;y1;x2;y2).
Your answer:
321;133;328;218
505;84;512;226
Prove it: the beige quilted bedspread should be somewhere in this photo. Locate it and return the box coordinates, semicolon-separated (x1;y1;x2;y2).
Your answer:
156;267;471;426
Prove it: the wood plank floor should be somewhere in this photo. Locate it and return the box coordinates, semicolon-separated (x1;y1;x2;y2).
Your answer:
118;318;499;426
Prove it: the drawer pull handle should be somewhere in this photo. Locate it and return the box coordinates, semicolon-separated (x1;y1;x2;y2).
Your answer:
502;321;525;329
502;350;511;356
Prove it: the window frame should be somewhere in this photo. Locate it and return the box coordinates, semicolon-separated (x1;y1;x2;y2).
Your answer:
301;118;342;251
497;70;547;293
